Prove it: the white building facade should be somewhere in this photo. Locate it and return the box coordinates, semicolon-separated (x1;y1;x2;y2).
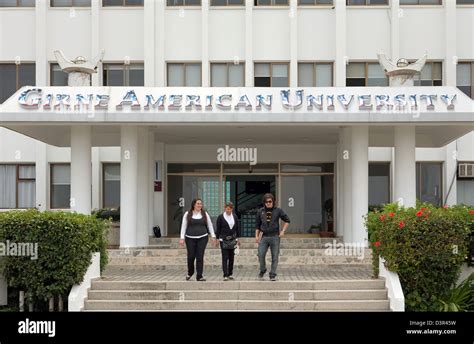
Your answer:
0;0;473;248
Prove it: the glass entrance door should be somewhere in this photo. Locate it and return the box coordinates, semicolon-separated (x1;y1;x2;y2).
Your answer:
224;175;276;237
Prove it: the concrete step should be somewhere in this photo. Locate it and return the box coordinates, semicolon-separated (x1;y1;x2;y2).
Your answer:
83;299;390;311
149;237;343;245
87;289;388;301
91;279;385;291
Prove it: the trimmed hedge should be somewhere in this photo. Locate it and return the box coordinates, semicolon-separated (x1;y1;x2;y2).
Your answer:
0;210;108;303
366;203;473;311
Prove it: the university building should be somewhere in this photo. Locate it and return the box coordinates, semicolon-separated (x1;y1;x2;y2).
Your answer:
1;0;473;250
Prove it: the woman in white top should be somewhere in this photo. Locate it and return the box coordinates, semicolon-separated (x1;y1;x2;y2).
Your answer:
179;198;216;281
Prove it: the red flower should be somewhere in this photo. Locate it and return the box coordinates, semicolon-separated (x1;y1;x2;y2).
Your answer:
470;209;474;215
389;212;395;217
443;205;449;209
398;221;405;229
421;207;427;211
416;211;423;217
374;241;381;247
380;215;386;222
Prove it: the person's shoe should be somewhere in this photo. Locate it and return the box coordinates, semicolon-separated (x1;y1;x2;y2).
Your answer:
185;274;192;281
223;277;229;281
258;269;266;279
269;275;277;281
228;275;234;280
197;277;206;282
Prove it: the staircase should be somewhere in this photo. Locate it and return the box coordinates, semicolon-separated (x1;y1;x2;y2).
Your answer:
83;237;390;311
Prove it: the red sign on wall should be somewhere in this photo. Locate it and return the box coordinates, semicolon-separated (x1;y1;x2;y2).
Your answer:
154;181;162;192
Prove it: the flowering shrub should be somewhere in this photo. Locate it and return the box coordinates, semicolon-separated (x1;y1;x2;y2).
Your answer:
366;203;473;311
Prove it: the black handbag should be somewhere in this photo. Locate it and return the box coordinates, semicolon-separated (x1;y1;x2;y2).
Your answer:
153;226;162;238
222;235;237;250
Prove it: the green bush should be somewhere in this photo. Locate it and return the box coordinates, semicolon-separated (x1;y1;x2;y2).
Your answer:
437;273;474;312
0;210;108;304
366;203;473;311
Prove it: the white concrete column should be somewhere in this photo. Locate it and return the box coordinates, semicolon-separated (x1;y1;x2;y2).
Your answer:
91;0;100;86
336;132;344;238
35;141;47;211
70;126;92;214
334;0;346;87
444;141;457;206
154;142;165;235
136;127;150;247
148;132;155;236
393;126;416;208
156;0;165;86
245;0;253;86
351;126;368;246
445;0;457;86
290;0;298;87
390;0;400;61
120;125;138;248
342;127;352;243
144;0;156;87
202;0;209;87
91;147;100;210
35;0;47;86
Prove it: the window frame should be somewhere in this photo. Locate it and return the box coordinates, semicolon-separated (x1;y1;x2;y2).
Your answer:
50;163;71;210
412;60;443;87
166;0;202;6
0;0;35;7
0;164;36;209
297;61;334;87
102;62;144;87
346;61;388;87
254;0;290;6
457;61;474;99
298;0;334;5
210;0;245;5
210;62;245;87
50;0;91;7
416;161;443;207
368;162;391;207
102;0;144;7
102;163;121;209
0;62;36;104
346;0;389;6
254;62;290;87
166;62;203;87
399;0;442;5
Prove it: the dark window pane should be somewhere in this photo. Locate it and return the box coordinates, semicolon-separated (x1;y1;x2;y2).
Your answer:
126;0;143;5
346;78;366;86
0;0;19;6
104;65;124;86
255;77;271;87
18;64;35;89
51;0;72;6
281;163;334;173
369;163;390;206
103;0;124;5
417;162;442;206
0;64;17;103
51;64;68;86
103;164;120;208
168;164;220;173
167;0;184;5
458;86;471;98
129;64;144;86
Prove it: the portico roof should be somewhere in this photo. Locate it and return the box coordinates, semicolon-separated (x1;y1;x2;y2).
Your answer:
1;86;473;147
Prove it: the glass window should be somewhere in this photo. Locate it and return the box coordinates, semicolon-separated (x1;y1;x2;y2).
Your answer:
0;165;36;209
457;62;472;98
414;62;442;86
369;163;390;207
416;162;442;206
347;0;388;4
51;0;91;6
223;163;278;173
347;62;387;87
281;163;334;173
298;63;333;87
103;63;144;86
211;63;245;87
299;0;333;4
0;0;35;7
51;164;71;209
167;63;202;87
167;0;201;6
168;163;221;173
281;175;334;234
254;63;289;87
400;0;442;4
211;0;244;5
103;0;144;6
457;179;474;206
457;0;474;3
103;164;120;208
0;63;36;103
50;63;68;86
254;0;289;5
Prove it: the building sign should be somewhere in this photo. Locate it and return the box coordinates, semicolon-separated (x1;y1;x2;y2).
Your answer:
15;87;458;112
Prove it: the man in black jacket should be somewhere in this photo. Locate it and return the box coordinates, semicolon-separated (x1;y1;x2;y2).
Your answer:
255;193;290;281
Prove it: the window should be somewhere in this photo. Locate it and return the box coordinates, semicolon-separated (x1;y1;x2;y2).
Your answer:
254;0;289;5
211;63;245;87
103;63;144;86
400;0;442;4
51;164;71;209
50;63;68;86
416;162;442;206
167;63;202;86
369;163;390;207
457;0;474;3
51;0;91;6
0;0;35;7
103;0;144;6
347;0;388;5
166;0;201;5
0;63;35;104
298;63;333;87
103;164;120;208
346;62;388;87
414;62;442;86
299;0;333;4
254;62;289;87
457;62;473;98
0;165;36;209
211;0;244;5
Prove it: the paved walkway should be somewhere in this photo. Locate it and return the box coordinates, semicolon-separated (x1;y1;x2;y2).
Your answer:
102;265;374;282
